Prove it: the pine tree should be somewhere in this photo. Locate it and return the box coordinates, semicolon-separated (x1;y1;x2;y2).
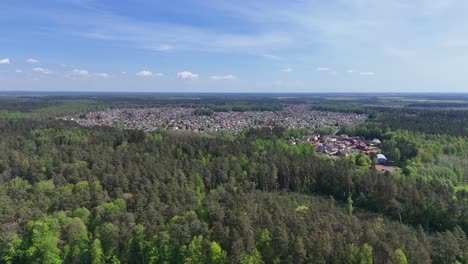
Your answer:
90;239;105;264
358;243;373;264
347;195;353;216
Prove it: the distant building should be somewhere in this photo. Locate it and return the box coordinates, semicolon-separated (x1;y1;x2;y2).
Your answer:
372;138;381;145
338;149;348;157
303;134;319;142
376;154;388;165
356;142;367;150
313;142;323;147
317;145;327;153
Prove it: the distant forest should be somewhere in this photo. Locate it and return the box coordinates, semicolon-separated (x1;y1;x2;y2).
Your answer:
0;94;467;263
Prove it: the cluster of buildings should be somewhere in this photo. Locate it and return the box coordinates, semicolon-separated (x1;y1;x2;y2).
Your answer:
57;105;391;165
57;105;368;133
289;134;388;164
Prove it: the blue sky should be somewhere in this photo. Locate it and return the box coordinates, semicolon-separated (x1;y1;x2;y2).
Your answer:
1;0;468;92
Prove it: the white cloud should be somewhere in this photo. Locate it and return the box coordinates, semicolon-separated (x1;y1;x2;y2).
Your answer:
347;69;354;73
360;71;375;76
153;44;175;51
33;67;53;74
155;72;164;76
95;73;110;78
26;58;40;64
0;58;11;65
177;71;199;80
263;54;282;60
136;70;153;77
282;67;293;73
15;69;23;73
70;69;90;76
121;71;127;74
210;74;237;80
316;67;329;71
66;69;111;79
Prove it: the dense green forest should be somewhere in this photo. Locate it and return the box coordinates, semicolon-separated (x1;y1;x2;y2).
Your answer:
0;95;467;263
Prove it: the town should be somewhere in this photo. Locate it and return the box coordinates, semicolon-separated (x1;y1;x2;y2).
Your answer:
58;104;368;133
58;105;392;166
288;133;389;166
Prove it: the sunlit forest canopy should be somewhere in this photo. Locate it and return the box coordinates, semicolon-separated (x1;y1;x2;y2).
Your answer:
0;93;467;263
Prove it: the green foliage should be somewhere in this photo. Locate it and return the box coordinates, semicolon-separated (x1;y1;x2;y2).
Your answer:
184;235;205;264
239;249;264;264
194;108;215;116
209;241;228;264
358;243;373;264
128;224;149;264
0;96;467;263
113;119;124;129
394;248;408;264
21;217;62;264
347;196;353;216
314;127;334;136
256;229;274;263
72;207;91;224
90;239;105;264
344;244;360;264
64;218;88;243
282;128;311;139
355;153;371;167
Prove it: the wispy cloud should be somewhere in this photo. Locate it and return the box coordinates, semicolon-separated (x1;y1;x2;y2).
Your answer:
135;71;162;77
263;54;282;60
152;44;175;51
19;0;465;67
177;71;199;80
316;67;329;71
136;70;153;77
0;58;11;65
282;67;293;73
61;64;78;68
27;58;40;64
210;74;237;80
33;67;53;74
66;68;114;79
70;69;89;76
95;72;110;78
32;6;292;53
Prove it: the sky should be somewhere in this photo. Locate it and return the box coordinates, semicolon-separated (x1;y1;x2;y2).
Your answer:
1;0;468;93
